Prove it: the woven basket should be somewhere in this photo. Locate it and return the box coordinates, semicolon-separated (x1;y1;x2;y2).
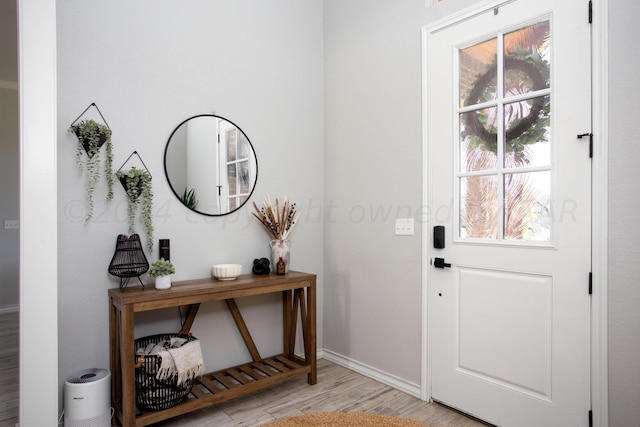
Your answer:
134;333;197;411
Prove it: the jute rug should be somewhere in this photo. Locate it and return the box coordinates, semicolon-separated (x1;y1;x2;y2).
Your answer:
260;412;431;426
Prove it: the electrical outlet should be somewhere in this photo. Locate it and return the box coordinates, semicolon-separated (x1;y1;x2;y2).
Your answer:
4;220;19;230
395;218;414;236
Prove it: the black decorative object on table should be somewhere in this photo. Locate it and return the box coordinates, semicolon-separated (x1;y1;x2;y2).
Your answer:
159;239;170;261
252;258;270;275
108;234;149;289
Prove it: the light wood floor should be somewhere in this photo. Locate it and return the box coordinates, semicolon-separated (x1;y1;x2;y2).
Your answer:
0;311;488;427
0;311;18;427
152;358;490;427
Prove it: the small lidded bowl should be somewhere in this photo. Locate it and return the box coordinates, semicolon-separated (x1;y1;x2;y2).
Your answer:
212;264;242;281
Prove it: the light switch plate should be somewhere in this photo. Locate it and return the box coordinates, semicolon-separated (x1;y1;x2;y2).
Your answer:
395;218;414;235
4;220;19;230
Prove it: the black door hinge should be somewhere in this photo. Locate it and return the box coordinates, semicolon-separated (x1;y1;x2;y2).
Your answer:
589;409;593;427
589;272;593;295
577;133;593;158
588;1;593;24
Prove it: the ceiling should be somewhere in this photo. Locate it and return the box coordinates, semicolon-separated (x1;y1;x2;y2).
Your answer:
0;0;18;84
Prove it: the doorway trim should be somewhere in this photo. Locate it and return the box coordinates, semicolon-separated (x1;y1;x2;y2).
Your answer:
18;0;59;425
420;0;609;425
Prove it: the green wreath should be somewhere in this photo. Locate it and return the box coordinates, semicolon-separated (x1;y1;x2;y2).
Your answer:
464;57;547;151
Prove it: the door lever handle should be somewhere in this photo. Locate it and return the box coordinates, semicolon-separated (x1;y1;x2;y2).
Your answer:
433;258;451;269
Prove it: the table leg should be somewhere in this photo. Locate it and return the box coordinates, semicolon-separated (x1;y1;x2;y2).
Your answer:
307;282;317;385
109;299;120;426
120;305;136;426
178;303;200;336
283;290;293;357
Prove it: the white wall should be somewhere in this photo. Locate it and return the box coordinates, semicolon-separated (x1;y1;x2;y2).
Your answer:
187;117;220;213
323;0;428;385
56;0;323;410
19;0;59;424
608;1;640;426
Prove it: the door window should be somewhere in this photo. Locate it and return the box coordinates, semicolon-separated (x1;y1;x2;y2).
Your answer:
225;128;252;211
458;20;551;242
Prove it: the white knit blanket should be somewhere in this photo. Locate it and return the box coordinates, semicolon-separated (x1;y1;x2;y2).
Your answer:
156;340;204;386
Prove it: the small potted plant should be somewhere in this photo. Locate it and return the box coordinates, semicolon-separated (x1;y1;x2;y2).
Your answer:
148;258;175;290
68;118;114;221
116;166;154;251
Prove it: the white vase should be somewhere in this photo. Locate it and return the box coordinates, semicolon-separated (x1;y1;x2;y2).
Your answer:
270;239;291;274
155;275;171;290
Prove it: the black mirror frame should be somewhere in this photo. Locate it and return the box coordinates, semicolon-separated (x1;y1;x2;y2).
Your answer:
163;114;258;216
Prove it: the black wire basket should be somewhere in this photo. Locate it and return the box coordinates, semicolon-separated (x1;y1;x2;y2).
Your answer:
134;333;197;411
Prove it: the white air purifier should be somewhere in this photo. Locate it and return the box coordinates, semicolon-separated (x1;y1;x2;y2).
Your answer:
64;368;111;427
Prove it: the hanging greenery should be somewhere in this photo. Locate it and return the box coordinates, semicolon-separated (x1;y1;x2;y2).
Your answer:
116;166;154;252
68;119;114;221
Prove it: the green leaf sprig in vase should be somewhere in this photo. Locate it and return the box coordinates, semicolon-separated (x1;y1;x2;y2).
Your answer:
116;166;154;251
68;119;114;221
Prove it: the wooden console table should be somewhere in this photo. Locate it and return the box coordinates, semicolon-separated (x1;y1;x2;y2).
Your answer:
108;271;316;427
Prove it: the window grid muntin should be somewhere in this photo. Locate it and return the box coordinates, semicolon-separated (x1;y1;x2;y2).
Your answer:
455;19;552;244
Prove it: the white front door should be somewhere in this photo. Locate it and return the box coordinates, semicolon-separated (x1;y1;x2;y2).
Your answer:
424;0;591;426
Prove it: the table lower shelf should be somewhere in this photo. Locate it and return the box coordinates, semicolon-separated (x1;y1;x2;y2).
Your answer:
135;354;312;426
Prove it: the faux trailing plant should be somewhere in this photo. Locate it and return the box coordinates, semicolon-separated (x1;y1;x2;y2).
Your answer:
68;119;114;221
116;166;154;251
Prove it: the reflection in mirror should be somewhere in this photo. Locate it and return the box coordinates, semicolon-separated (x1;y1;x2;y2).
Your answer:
164;115;258;216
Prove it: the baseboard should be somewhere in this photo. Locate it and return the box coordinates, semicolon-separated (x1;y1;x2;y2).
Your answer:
0;305;19;314
320;348;422;399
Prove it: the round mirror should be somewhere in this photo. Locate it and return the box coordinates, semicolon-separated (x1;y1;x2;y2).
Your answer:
164;114;258;216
